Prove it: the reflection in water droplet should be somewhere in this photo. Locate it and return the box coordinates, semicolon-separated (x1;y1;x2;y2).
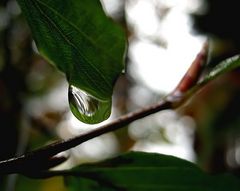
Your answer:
68;85;111;124
70;86;99;116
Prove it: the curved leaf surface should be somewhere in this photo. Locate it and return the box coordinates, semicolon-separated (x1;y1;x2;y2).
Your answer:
65;152;240;191
17;0;126;123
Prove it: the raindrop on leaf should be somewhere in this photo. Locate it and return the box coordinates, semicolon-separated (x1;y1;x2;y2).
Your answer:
68;85;111;124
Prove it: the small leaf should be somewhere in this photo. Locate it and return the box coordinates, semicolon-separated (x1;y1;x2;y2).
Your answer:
17;0;126;123
65;152;240;191
197;55;240;89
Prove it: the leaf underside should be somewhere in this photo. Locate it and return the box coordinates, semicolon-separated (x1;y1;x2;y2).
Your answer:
17;0;126;100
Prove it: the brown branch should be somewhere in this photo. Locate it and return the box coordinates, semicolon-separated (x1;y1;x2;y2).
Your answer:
0;42;209;176
173;41;208;93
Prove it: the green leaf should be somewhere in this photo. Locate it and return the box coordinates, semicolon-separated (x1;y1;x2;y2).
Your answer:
195;55;240;90
65;152;240;191
17;0;126;123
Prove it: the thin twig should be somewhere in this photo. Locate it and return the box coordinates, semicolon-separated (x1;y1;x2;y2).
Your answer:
0;43;209;176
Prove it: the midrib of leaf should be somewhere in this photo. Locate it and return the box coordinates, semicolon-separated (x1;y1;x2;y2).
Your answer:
29;0;102;89
31;0;114;91
35;0;120;64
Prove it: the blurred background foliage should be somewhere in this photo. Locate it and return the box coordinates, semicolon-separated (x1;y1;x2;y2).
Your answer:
0;0;240;190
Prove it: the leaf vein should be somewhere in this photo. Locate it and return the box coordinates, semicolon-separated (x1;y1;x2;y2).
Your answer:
32;0;112;91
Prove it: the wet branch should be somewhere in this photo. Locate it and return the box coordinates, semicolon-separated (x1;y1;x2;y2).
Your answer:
0;43;209;176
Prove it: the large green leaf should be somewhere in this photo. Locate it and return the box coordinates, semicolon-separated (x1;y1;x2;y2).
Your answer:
17;0;126;123
65;152;240;191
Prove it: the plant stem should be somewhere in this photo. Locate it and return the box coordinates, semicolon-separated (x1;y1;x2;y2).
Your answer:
0;96;175;174
0;41;224;177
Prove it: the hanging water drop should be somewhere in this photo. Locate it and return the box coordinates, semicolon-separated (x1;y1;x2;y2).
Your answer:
68;85;112;124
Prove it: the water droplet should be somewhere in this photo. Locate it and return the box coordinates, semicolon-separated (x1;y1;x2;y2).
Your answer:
68;85;111;124
121;68;126;74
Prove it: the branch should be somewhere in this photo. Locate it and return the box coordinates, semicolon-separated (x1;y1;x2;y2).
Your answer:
0;42;224;177
0;96;174;175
